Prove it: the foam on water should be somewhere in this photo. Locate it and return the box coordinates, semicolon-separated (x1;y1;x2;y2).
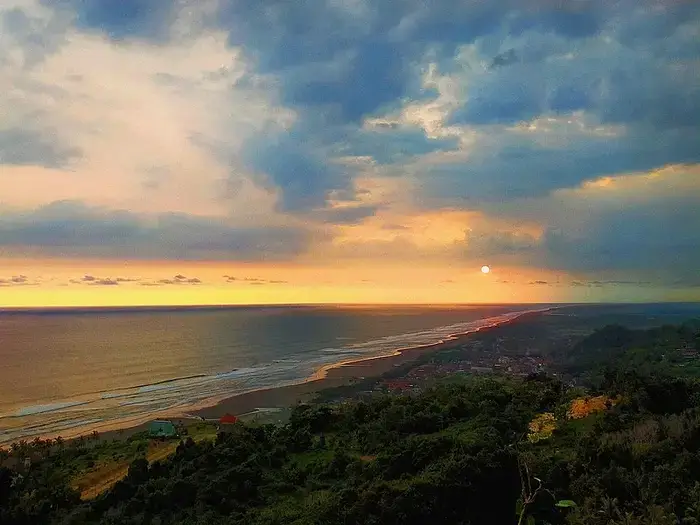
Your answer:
14;401;92;417
0;307;545;444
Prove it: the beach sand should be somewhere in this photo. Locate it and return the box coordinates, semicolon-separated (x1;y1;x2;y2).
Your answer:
22;309;546;445
192;310;543;419
92;333;475;442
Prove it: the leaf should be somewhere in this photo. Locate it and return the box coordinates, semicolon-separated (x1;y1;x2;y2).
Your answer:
555;499;577;508
527;516;536;525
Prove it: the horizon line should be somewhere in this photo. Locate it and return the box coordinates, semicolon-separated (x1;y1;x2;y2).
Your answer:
0;301;698;314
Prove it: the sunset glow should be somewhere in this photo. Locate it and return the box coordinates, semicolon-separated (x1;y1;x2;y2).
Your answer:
1;1;698;307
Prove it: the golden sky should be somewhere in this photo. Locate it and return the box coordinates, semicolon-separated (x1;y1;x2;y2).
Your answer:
1;1;699;306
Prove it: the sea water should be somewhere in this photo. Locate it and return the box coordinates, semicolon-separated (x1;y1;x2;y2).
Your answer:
0;304;541;444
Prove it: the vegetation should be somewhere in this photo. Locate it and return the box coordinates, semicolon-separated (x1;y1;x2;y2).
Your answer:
2;321;700;524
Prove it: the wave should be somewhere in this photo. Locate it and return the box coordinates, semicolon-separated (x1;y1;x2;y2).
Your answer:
12;400;92;417
1;306;549;444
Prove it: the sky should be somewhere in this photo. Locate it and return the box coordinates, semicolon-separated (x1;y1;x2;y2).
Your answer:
1;0;699;306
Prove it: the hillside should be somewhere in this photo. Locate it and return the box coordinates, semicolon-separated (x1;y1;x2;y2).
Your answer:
2;321;700;525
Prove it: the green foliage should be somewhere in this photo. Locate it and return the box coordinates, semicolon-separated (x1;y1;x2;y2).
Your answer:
1;320;699;524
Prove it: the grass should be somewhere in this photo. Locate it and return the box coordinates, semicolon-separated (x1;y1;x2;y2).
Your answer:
71;423;218;500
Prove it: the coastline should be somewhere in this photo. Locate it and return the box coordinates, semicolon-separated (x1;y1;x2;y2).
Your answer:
192;308;547;420
4;308;550;446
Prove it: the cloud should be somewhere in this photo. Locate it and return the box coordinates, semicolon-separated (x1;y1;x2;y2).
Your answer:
570;280;655;288
462;164;700;286
46;0;694;216
51;0;178;41
223;276;288;285
1;1;295;218
0;275;38;287
90;278;119;286
144;275;202;286
369;30;699;202
242;128;349;211
490;48;518;69
310;204;382;225
1;0;698;295
0;200;315;260
211;0;614;126
137;275;202;286
0;129;81;167
67;274;142;285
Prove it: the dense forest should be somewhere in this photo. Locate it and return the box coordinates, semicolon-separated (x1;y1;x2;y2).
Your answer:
2;321;700;524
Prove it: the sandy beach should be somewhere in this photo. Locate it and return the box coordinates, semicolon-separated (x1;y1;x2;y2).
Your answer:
6;309;546;446
87;330;483;443
192;309;544;419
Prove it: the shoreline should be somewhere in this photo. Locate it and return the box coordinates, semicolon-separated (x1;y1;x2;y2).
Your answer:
3;308;550;446
192;308;548;420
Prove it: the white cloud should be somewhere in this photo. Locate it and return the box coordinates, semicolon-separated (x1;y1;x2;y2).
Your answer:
0;0;294;223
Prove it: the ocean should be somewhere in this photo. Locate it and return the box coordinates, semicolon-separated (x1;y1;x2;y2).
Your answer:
0;304;542;444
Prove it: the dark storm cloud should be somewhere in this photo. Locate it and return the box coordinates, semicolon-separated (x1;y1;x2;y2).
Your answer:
35;0;700;216
461;171;700;287
422;128;699;202
213;0;609;124
232;0;699;208
0;201;144;249
4;0;699;287
539;203;700;281
58;0;612;125
242;122;456;210
342;128;459;165
448;3;700;130
242;129;349;211
0;201;315;260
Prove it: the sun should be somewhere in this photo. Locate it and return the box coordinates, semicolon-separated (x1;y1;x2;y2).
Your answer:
481;265;491;274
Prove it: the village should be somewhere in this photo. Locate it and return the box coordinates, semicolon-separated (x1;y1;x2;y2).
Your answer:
376;336;556;394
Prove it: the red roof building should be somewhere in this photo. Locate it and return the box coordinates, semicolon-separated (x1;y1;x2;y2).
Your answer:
219;413;238;424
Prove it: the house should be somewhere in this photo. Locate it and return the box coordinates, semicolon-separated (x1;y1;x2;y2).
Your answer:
219;413;238;425
218;413;239;433
148;420;178;438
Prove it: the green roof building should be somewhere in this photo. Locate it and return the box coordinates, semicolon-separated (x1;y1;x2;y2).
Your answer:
148;420;178;438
